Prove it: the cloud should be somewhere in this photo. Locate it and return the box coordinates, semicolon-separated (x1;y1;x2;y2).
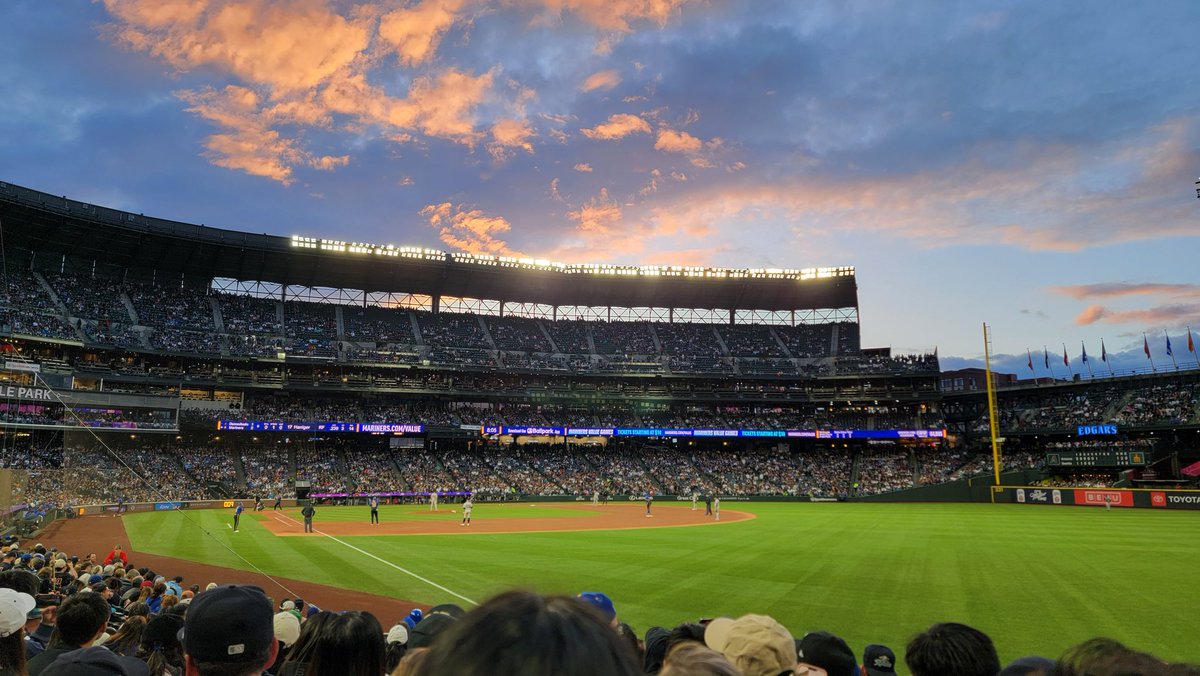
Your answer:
573;162;593;172
488;118;536;160
178;85;348;184
1052;283;1200;300
378;0;466;67
1074;304;1108;326
654;128;702;154
580;113;650;140
420;202;523;256
515;0;695;33
102;0;499;182
580;69;621;92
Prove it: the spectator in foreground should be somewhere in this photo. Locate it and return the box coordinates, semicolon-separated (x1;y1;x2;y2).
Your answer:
660;642;741;676
181;585;277;676
795;631;856;676
904;622;1000;676
137;614;184;676
0;588;36;676
279;610;384;676
413;590;641;676
1053;638;1168;676
704;614;797;676
28;593;111;676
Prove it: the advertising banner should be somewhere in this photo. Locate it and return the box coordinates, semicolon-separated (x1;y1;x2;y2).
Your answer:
1147;490;1200;510
1074;489;1134;508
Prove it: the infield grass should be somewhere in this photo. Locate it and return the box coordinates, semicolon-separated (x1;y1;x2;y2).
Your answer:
122;502;1200;671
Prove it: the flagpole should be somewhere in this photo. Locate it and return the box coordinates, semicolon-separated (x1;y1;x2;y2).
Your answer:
1082;341;1093;378
1102;339;1114;377
1145;333;1156;373
1045;345;1055;380
1062;343;1074;378
1165;329;1179;371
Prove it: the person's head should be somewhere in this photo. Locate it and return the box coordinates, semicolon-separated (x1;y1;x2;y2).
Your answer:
704;614;797;676
0;569;40;596
905;623;1000;676
53;592;112;648
0;589;34;671
282;610;383;676
1054;638;1167;676
862;644;898;676
999;656;1055;676
578;592;617;627
414;590;641;676
661;641;742;676
139;614;185;676
106;614;149;652
182;585;277;676
392;647;431;676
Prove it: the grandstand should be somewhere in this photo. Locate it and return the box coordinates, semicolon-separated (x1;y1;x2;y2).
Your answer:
2;182;1200;673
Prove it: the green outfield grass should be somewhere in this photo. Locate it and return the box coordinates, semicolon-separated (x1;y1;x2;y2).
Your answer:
122;502;1200;670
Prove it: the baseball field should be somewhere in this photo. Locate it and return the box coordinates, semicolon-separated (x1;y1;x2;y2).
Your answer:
86;501;1199;669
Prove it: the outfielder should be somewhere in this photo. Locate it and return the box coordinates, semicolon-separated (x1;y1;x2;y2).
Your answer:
430;490;439;512
460;497;473;526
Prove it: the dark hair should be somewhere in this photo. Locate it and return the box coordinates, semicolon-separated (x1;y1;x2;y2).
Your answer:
1054;638;1167;676
661;641;741;676
615;622;642;666
0;569;40;596
282;610;383;676
53;592;112;648
414;590;641;676
905;622;1000;676
105;615;148;657
0;630;26;674
126;602;151;618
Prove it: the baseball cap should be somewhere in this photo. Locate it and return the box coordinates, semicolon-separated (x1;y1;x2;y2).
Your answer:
143;615;184;652
386;623;409;645
408;613;458;649
862;644;897;676
577;592;616;621
704;614;796;676
273;612;301;648
427;603;465;619
0;589;35;637
40;646;151;676
180;585;273;663
797;631;857;676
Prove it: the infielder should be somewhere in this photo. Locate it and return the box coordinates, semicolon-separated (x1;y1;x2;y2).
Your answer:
644;490;653;517
233;501;244;532
460;497;473;526
714;496;721;521
430;490;439;512
369;496;380;524
691;491;698;511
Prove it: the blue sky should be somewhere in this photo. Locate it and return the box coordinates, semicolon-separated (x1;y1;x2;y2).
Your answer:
1;0;1198;372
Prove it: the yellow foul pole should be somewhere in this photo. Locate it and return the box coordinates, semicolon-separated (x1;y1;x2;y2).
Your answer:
983;323;1002;485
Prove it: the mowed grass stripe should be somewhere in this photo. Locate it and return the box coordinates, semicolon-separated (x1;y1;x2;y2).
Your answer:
122;503;1200;671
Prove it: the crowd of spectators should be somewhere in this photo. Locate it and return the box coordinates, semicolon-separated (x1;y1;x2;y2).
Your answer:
0;536;1189;676
855;451;913;496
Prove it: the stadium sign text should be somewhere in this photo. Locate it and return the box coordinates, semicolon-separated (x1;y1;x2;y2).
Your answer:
0;385;53;401
1077;424;1118;436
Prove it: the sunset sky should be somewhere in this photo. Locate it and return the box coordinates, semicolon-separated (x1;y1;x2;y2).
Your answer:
2;1;1198;372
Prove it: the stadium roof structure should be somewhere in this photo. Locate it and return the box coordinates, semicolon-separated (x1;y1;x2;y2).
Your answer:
0;181;857;313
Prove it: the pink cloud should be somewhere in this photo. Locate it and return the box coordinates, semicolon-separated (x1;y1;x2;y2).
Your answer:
580;69;621;92
654;128;702;154
580;113;651;140
573;163;593;172
378;0;466;67
420;202;523;256
1052;283;1200;300
515;0;695;33
1074;304;1108;325
488;118;536;160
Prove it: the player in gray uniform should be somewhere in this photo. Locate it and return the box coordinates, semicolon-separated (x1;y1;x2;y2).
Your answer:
460;497;473;526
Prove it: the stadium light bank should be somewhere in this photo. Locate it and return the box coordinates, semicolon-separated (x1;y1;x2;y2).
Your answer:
291;235;855;281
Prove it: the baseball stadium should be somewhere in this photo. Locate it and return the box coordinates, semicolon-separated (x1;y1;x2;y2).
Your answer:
0;181;1198;675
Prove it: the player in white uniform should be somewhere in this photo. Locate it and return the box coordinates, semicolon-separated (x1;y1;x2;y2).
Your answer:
691;491;698;511
460;497;473;526
430;489;439;512
714;496;721;521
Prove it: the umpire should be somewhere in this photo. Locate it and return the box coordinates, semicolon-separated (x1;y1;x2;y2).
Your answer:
301;501;316;533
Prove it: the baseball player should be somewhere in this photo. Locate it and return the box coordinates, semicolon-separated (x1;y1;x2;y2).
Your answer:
460;497;473;526
369;495;380;524
430;489;439;512
233;501;244;532
644;489;653;517
301;502;316;533
273;494;282;511
691;491;698;511
714;496;721;521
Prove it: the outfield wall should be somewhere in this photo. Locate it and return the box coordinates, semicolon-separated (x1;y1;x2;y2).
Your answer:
992;486;1200;510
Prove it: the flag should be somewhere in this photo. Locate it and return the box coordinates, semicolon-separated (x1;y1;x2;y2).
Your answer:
1101;339;1107;362
1027;349;1033;371
1043;347;1049;369
1166;334;1173;357
1144;335;1151;359
1081;341;1088;363
1063;345;1069;367
1189;327;1195;353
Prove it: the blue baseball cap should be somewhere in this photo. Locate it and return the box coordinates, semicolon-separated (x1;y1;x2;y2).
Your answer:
578;592;616;621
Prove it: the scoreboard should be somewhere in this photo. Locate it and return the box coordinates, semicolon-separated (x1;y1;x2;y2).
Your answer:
1045;449;1148;467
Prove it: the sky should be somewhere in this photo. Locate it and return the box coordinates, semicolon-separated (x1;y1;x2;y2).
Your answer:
1;0;1198;374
